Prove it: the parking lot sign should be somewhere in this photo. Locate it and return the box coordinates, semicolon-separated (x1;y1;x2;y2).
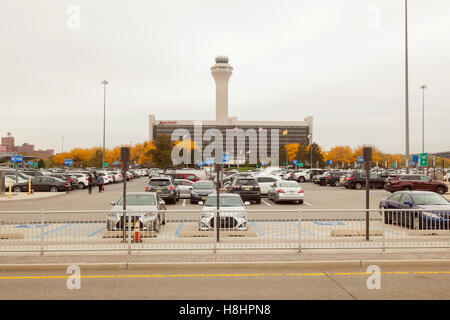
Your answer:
11;155;23;163
293;160;299;166
326;160;332;165
358;156;364;163
412;155;419;163
409;162;415;166
64;159;73;166
419;153;428;167
28;160;33;165
223;153;230;163
114;161;119;166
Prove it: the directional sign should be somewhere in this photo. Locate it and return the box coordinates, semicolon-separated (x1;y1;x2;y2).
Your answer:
358;156;364;163
33;162;38;168
293;160;300;166
64;159;73;166
11;155;23;163
419;153;428;167
392;163;397;168
299;163;304;167
104;162;109;168
412;155;419;163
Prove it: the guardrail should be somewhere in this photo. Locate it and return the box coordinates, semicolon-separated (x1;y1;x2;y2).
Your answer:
0;209;448;253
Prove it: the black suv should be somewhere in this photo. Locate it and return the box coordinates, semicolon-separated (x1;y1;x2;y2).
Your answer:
325;171;346;186
145;176;178;204
342;172;385;189
227;177;261;204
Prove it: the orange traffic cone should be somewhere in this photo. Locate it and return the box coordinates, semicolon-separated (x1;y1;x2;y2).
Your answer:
134;219;142;243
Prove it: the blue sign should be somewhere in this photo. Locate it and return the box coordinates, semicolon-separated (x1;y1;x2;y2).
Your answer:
357;163;361;167
11;155;23;163
205;158;214;165
293;160;300;166
262;162;266;166
358;156;364;163
412;155;419;163
64;159;73;166
326;160;332;165
28;161;33;165
223;153;230;163
135;163;139;167
114;161;119;166
410;162;415;166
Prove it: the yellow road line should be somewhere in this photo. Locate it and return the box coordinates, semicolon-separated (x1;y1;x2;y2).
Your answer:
0;271;449;280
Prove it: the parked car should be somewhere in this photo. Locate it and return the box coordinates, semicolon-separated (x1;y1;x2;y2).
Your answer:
3;176;30;193
226;176;261;204
107;192;166;232
51;174;78;190
174;179;194;199
198;193;249;231
69;173;90;189
384;174;448;195
145;176;178;204
31;176;71;192
255;176;281;196
325;171;346;186
267;181;304;204
190;180;216;204
292;170;310;183
379;191;450;229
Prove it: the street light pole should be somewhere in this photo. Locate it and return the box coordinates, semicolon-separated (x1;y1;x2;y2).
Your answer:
308;134;312;169
101;80;108;169
404;0;410;174
420;85;427;154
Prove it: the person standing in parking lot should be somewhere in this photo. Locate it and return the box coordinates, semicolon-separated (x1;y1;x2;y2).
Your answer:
97;174;104;193
88;174;95;194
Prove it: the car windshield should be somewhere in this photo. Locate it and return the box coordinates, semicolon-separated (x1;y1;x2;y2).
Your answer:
279;182;299;188
204;196;243;207
194;182;214;189
412;194;449;206
236;179;257;186
149;179;171;186
116;194;156;206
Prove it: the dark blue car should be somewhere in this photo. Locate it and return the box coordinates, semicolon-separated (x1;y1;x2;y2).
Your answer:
379;191;450;229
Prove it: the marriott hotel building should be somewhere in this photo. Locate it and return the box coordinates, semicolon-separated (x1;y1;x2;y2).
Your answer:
149;56;313;164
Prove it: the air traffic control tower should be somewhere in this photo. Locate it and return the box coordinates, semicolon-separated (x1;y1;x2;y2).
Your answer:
211;56;233;121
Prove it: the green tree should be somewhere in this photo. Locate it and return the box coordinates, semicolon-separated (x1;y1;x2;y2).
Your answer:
306;143;325;167
278;144;288;166
146;135;175;169
89;149;103;168
37;159;46;168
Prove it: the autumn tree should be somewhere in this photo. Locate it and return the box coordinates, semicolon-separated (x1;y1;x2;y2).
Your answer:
145;135;175;169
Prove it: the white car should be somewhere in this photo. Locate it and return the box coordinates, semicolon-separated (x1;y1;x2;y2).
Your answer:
70;173;89;189
198;193;249;231
255;175;282;195
97;171;113;184
292;170;310;183
268;181;304;204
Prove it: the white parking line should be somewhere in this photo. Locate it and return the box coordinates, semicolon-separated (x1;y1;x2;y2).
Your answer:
262;199;272;207
182;200;186;207
304;202;312;206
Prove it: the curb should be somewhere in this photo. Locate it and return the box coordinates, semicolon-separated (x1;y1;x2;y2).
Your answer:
0;192;67;203
1;259;450;272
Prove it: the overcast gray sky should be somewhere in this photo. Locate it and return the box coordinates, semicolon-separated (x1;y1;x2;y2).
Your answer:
1;0;449;154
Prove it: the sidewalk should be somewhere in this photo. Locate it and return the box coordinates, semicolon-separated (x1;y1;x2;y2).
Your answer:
1;249;449;271
0;192;66;202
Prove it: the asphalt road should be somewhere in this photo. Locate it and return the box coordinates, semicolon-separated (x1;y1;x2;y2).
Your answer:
0;266;448;300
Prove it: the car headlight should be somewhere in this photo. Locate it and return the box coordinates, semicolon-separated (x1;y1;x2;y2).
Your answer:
422;212;441;220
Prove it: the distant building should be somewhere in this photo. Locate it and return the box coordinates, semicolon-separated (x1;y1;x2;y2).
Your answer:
149;56;313;165
0;133;54;158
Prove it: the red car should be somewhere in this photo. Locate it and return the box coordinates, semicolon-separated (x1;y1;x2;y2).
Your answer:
384;174;448;195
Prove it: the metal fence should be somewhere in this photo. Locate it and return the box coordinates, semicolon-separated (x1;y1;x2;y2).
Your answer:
0;209;449;253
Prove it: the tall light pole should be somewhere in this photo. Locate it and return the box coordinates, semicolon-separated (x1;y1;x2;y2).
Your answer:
307;134;313;169
101;80;108;169
404;0;410;173
62;136;64;154
420;85;427;153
